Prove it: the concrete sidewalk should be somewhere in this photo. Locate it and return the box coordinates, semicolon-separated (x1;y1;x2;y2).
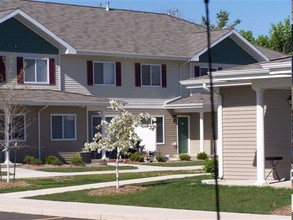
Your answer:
0;164;290;220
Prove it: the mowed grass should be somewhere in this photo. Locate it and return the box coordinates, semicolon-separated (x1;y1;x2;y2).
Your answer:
0;170;200;193
144;161;204;167
35;165;137;172
30;176;293;215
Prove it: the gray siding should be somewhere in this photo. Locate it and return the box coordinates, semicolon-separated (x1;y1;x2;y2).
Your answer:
62;55;184;99
222;87;291;180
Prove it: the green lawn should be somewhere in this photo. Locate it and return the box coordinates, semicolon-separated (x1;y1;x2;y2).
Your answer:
35;165;137;172
0;170;200;193
144;161;204;167
30;176;293;215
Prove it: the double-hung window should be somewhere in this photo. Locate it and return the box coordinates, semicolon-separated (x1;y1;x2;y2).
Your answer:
0;114;26;141
141;64;161;87
200;67;218;76
91;115;113;137
51;114;76;140
94;62;115;85
24;58;49;83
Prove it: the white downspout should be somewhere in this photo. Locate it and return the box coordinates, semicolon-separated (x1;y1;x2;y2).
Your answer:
38;104;48;161
217;93;223;179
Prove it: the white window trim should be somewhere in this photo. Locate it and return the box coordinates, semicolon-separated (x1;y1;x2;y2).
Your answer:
154;115;165;145
51;114;77;141
93;61;116;86
141;63;162;87
0;114;26;141
24;57;49;84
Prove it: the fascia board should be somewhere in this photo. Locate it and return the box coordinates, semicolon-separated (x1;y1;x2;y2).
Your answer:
0;9;76;54
165;103;204;109
261;61;291;69
19;100;109;107
186;82;252;89
77;50;190;61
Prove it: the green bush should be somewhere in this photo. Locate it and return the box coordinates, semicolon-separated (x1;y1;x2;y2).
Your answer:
156;153;165;162
179;153;191;161
23;155;42;165
44;155;63;166
130;152;144;162
70;154;85;166
203;158;218;176
197;152;208;160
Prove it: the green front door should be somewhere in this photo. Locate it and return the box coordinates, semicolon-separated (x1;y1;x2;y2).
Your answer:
178;116;189;154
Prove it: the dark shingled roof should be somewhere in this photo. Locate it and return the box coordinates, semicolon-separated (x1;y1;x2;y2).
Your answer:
0;89;109;106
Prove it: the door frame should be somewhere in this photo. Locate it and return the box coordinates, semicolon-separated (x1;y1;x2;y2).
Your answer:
177;115;190;154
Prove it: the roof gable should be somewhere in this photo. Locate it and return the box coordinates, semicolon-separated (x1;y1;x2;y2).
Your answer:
0;17;58;54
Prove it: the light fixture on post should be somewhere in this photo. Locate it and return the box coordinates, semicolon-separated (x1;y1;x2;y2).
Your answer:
287;95;291;106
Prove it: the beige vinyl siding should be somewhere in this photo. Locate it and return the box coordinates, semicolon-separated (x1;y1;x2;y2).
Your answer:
222;86;257;180
103;108;178;155
264;89;291;180
190;112;214;155
62;55;184;99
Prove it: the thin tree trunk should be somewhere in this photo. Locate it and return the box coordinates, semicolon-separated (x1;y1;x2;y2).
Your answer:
116;148;120;189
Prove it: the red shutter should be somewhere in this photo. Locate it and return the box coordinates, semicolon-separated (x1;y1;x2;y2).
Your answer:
49;58;56;85
0;56;6;82
162;64;167;88
17;57;24;84
135;63;141;87
194;66;200;77
87;61;93;86
116;62;121;87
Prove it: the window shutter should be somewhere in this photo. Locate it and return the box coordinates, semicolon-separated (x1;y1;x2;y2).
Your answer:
135;63;141;87
116;62;121;87
162;64;167;88
17;57;24;84
0;56;6;82
194;66;200;77
49;58;56;85
87;61;93;86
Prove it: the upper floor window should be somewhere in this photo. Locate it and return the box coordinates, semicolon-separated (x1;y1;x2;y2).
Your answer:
94;62;115;85
87;61;121;86
0;114;26;141
141;64;161;87
51;114;76;140
17;57;56;85
24;58;49;83
194;66;222;77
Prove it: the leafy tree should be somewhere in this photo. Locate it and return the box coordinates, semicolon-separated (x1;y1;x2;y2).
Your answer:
201;10;241;29
83;100;155;188
238;30;255;43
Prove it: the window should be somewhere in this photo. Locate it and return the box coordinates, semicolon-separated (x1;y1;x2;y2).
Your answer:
200;67;218;76
24;58;48;83
51;114;76;140
0;114;25;140
141;116;164;144
91;115;113;137
94;62;115;85
141;64;161;86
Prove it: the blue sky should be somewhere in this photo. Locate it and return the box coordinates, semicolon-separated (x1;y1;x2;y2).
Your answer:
38;0;290;37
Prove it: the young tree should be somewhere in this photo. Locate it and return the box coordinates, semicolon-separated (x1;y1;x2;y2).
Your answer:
0;56;28;182
84;100;155;188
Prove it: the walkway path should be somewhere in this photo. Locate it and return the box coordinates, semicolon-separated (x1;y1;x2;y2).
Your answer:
0;163;290;220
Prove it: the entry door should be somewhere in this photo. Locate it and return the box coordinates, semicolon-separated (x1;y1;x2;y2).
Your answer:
178;116;189;154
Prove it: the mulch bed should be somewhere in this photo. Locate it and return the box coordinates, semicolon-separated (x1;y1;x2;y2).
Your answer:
271;205;291;216
88;185;146;196
0;181;33;189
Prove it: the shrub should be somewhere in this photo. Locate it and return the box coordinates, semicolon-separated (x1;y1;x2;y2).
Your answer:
70;154;84;166
23;155;42;165
179;153;191;161
130;152;144;162
197;152;208;160
203;158;218;176
156;154;165;162
44;155;63;166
